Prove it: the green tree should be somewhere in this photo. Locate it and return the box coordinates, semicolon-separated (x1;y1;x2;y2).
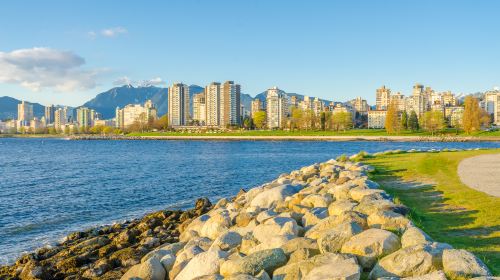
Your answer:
153;114;169;130
290;107;303;130
385;100;400;134
462;96;481;134
320;112;327;131
331;111;352;131
64;126;70;135
421;110;445;135
252;111;266;129
401;111;408;130
243;116;253;130
408;110;419;131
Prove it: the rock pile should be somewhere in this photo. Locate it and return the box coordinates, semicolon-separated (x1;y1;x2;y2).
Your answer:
123;156;494;280
0;198;213;280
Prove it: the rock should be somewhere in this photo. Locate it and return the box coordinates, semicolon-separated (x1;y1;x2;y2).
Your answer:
160;253;176;271
253;217;299;243
175;249;228;280
200;210;232;240
401;227;432;248
328;200;358;216
303;257;361;280
280;237;319;256
341;228;400;269
402;270;447;279
193;274;224;280
211;231;242;251
301;208;328;227
349;187;386;202
273;253;355;280
305;211;367;240
369;243;449;279
121;257;166;280
220;248;287;276
250;185;301;209
174;245;204;268
300;194;332;208
367;210;412;231
318;222;363;253
442;249;491;279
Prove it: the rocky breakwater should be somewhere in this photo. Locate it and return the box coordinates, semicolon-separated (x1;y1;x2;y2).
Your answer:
0;198;213;280
122;156;494;280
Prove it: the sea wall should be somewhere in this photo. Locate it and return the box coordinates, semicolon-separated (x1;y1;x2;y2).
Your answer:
121;151;493;280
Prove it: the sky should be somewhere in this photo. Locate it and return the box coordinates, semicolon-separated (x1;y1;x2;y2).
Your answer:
0;0;499;106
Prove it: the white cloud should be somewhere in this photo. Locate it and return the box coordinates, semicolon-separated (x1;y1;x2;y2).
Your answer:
100;27;128;38
0;47;99;92
113;76;133;86
113;76;166;87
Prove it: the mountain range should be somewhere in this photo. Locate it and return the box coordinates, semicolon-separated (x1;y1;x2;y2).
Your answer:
0;85;329;120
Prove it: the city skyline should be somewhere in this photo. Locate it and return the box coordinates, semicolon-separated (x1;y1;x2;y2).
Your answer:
1;0;500;106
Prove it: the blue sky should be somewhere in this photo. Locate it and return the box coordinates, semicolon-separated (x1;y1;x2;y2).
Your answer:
0;0;499;106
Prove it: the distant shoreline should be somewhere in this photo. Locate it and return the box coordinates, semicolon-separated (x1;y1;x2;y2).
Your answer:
2;133;500;142
69;134;500;142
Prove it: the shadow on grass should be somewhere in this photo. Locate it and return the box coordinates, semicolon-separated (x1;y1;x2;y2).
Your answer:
368;163;499;274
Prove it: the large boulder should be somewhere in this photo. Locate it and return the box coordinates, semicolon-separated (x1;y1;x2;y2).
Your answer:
401;227;432;248
402;270;447;279
300;194;332;208
250;185;301;209
220;248;287;277
305;211;367;240
273;253;356;280
328;200;358;216
303;257;361;280
200;210;232;240
317;222;363;253
211;231;242;251
367;210;412;231
369;243;451;279
442;249;491;279
341;228;400;269
121;257;166;280
253;218;298;244
175;249;228;280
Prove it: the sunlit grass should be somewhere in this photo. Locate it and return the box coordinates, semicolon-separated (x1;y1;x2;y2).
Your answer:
363;150;500;275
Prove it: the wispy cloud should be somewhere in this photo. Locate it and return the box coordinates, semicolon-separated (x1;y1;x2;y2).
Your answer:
0;47;100;92
113;76;166;87
87;27;128;39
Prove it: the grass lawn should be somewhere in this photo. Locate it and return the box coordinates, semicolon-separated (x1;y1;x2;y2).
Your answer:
363;150;500;275
127;129;500;137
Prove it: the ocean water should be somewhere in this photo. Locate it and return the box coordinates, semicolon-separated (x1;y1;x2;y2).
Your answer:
1;138;499;264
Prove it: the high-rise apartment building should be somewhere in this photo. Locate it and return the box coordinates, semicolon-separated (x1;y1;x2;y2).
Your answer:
407;83;427;116
220;81;241;126
205;82;221;126
312;97;324;115
45;105;55;125
351;97;369;114
368;110;387;129
484;90;500;125
54;108;67;130
376;86;391;110
192;92;206;125
266;87;288;129
390;92;406;112
168;83;190;126
17;101;34;123
76;107;97;128
116;100;158;128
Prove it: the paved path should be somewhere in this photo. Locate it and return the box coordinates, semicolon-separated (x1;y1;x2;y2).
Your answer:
457;153;500;197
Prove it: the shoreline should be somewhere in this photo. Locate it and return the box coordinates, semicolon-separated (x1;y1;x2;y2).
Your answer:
74;134;500;142
3;133;500;142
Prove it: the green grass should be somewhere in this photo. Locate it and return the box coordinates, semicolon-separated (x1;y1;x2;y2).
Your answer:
126;128;500;137
363;150;500;275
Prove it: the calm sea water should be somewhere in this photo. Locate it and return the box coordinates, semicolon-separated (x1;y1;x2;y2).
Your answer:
1;138;500;264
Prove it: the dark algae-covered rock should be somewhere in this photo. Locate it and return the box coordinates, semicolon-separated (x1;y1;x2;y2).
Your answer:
0;197;212;280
